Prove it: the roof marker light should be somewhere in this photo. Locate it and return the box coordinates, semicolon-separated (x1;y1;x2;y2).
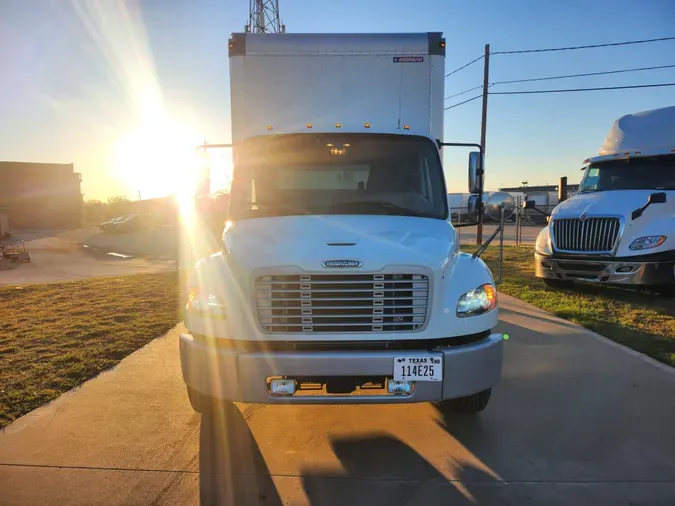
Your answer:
336;123;342;128
267;125;273;131
307;123;313;129
403;124;410;130
364;122;371;128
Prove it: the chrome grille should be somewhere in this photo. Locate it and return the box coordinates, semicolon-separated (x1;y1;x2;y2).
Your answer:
552;217;620;253
255;273;429;333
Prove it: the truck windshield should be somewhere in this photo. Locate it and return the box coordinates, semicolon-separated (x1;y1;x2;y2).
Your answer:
229;134;448;220
579;156;675;193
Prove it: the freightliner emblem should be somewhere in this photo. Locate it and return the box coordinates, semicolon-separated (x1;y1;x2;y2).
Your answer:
322;260;363;268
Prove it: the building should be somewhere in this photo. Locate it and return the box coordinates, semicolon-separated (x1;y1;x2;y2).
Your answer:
0;162;83;230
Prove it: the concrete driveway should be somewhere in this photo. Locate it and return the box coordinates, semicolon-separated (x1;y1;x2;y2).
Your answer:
1;295;674;505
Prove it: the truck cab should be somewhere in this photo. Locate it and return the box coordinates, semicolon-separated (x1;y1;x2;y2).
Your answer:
179;32;504;413
535;106;675;293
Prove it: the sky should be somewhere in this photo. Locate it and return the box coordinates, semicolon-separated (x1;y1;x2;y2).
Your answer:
2;0;675;200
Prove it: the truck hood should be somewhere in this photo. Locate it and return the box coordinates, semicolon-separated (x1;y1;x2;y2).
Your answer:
552;190;675;219
222;215;456;274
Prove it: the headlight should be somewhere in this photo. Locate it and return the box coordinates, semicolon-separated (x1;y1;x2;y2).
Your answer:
535;227;552;255
629;236;667;251
186;287;227;319
457;283;497;317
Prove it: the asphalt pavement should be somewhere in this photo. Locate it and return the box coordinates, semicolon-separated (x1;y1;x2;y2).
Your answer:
1;295;674;505
457;223;541;246
0;233;175;286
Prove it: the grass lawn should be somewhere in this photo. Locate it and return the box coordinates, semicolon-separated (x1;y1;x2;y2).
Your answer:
0;272;180;429
476;246;675;367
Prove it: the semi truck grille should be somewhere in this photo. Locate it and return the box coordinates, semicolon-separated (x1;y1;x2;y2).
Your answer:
255;273;429;333
552;217;620;253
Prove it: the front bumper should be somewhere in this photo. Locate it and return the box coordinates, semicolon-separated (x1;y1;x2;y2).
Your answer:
179;333;503;404
535;252;675;286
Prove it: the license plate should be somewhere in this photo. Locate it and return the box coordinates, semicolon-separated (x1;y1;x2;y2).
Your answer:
393;356;443;382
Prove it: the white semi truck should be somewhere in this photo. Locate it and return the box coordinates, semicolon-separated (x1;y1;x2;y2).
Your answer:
534;105;675;294
180;32;504;413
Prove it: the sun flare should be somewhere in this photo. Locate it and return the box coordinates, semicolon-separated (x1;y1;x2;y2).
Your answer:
114;116;204;203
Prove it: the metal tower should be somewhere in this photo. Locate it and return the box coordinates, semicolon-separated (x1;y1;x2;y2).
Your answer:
246;0;285;33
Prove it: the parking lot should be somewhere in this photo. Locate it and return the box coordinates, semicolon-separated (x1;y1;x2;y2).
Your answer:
0;231;175;287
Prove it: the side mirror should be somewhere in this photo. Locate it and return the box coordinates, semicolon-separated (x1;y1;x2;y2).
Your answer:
468;151;483;194
649;192;667;204
523;199;536;209
632;191;667;220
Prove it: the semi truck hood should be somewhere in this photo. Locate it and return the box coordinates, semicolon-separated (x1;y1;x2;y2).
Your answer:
551;190;674;256
552;190;674;220
223;215;457;274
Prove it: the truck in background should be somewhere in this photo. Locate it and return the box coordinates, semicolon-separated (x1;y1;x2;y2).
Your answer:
534;105;675;295
180;32;503;414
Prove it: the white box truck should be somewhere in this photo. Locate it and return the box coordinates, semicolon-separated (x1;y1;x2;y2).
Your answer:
180;32;504;413
534;105;675;294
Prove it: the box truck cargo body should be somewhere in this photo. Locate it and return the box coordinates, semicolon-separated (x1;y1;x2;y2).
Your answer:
180;32;503;412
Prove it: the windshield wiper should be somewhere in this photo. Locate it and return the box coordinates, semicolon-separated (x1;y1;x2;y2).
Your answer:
322;201;436;218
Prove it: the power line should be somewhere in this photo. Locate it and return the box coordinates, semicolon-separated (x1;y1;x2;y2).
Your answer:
445;84;483;100
489;82;675;95
444;94;482;110
445;54;483;77
492;64;675;85
445;83;496;101
491;35;675;55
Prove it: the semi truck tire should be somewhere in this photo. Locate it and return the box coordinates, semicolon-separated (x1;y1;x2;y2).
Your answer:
655;284;675;297
435;388;492;414
544;279;573;289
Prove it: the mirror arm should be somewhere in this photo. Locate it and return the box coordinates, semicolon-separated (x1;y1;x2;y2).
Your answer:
632;202;650;221
472;223;502;259
454;221;480;228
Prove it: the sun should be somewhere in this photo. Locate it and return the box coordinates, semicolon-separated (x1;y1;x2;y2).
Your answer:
114;116;204;204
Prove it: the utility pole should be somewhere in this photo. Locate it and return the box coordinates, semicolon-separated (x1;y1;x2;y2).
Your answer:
477;43;490;245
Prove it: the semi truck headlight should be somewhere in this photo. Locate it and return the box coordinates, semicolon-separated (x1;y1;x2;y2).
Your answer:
457;284;497;317
629;236;666;251
186;288;227;319
535;227;552;255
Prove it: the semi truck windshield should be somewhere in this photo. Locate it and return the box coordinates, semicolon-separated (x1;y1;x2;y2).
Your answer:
229;134;448;220
579;156;675;193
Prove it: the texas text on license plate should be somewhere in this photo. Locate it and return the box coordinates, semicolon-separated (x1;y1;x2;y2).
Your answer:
393;356;443;382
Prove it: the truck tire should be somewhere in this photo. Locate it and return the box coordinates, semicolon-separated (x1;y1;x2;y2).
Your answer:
435;388;491;414
187;387;233;414
544;278;573;289
654;284;675;297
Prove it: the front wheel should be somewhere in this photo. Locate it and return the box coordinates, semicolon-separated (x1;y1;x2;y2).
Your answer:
544;278;574;289
653;284;675;297
434;388;492;415
187;387;233;414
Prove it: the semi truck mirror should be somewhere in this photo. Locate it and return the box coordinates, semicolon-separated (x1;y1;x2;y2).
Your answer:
468;151;483;194
649;192;667;204
631;192;667;220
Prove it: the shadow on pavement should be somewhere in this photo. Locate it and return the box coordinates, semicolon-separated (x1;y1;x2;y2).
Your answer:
199;403;283;506
301;434;500;506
